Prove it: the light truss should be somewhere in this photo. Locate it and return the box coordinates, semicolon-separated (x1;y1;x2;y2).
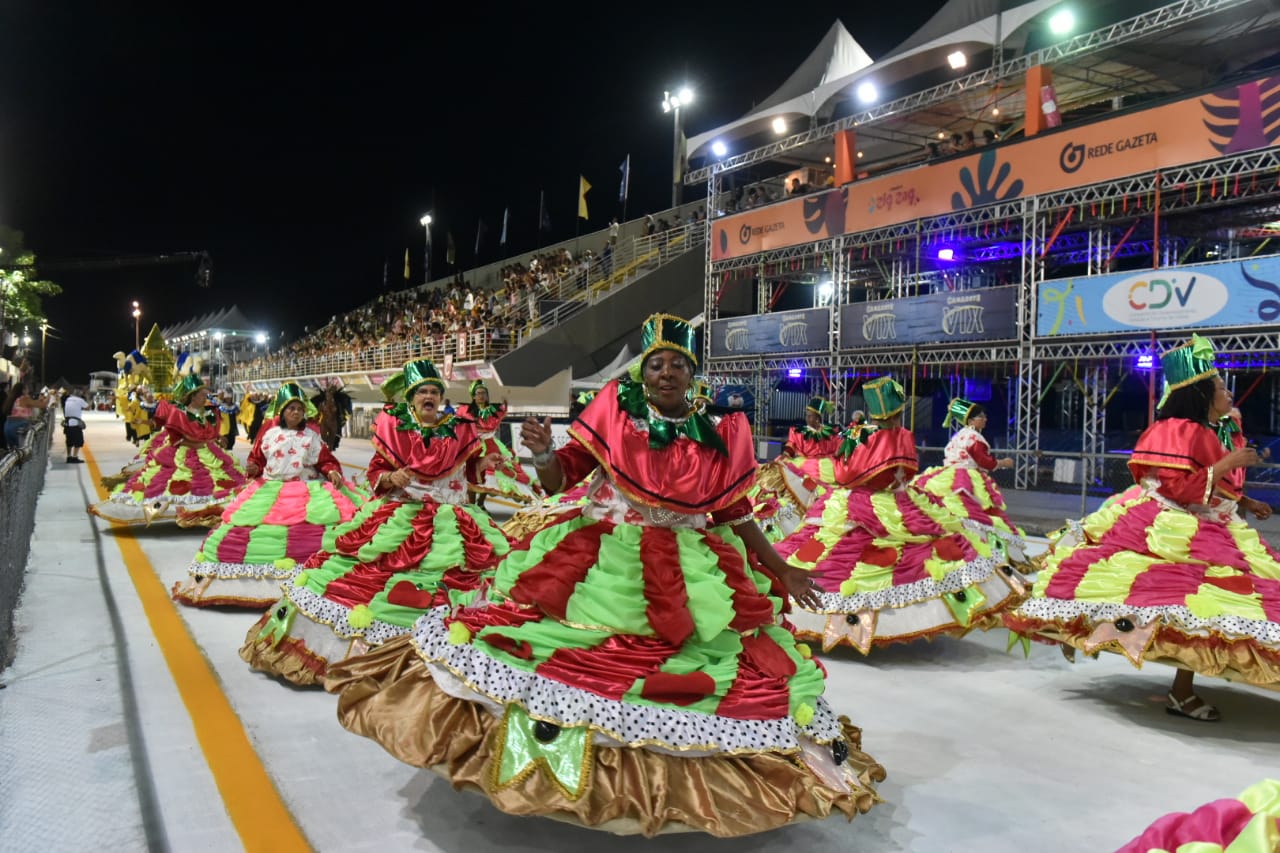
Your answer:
686;0;1254;183
1031;329;1280;360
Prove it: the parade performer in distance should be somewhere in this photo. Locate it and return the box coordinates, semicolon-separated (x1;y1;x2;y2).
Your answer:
89;370;246;526
325;313;883;837
1007;336;1280;722
464;379;542;507
753;396;843;543
239;359;511;686
172;382;364;608
912;398;1029;568
774;376;1025;653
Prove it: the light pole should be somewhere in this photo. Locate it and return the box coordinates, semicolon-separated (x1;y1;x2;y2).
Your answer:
419;214;433;285
39;320;52;387
662;87;694;209
131;300;141;350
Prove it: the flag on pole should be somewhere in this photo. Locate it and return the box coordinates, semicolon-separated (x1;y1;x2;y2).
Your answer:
539;190;551;234
403;248;410;280
475;218;489;258
446;231;456;266
618;154;630;202
500;207;509;246
578;175;592;220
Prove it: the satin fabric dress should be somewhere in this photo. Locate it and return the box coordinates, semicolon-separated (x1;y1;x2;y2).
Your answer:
89;399;246;525
172;418;365;608
1008;418;1280;688
466;401;543;505
239;405;511;686
1115;779;1280;853
912;426;1029;567
753;425;842;544
774;424;1025;652
325;378;883;837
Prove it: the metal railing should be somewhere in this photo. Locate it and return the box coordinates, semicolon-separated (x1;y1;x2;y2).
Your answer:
0;408;53;672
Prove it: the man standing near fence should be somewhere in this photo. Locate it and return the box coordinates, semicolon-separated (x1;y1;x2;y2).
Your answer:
62;387;88;464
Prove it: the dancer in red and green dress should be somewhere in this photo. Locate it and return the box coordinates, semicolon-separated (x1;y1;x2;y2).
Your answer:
240;359;511;686
326;314;882;837
774;376;1025;652
1008;336;1279;722
754;396;843;543
90;373;246;525
172;382;364;608
465;379;542;507
913;397;1029;568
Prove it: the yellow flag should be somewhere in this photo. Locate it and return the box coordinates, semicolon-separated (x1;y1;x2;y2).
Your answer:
578;175;591;219
403;248;410;280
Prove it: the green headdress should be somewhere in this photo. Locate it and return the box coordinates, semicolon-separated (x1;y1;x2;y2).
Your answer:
805;396;835;419
267;382;318;419
639;313;698;368
863;376;906;420
942;397;979;429
170;373;206;404
381;358;446;402
1159;334;1218;407
468;379;488;399
576;390;596;407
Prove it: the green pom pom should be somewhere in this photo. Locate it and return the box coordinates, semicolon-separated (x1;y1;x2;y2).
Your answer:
794;703;815;726
273;557;297;571
839;579;858;597
348;605;374;629
447;622;472;645
292;571;311;587
795;643;812;659
195;552;211;563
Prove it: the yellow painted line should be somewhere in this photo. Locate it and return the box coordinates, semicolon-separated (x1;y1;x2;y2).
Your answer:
85;446;310;852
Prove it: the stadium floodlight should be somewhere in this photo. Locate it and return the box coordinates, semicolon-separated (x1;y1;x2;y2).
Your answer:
856;82;878;104
662;87;695;207
1049;8;1075;35
947;51;967;70
772;117;788;135
711;140;728;158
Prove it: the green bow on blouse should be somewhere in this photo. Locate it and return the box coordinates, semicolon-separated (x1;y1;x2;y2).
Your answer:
471;403;501;420
1216;414;1241;450
384;402;459;443
802;424;837;440
616;378;728;455
836;424;878;458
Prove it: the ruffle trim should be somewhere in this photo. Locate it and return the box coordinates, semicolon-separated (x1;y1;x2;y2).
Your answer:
327;634;884;837
1014;597;1280;648
185;559;291;582
806;556;1006;614
409;607;844;753
285;582;414;646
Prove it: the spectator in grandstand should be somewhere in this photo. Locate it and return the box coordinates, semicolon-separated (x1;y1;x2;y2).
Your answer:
324;314;881;836
609;217;619;244
62;386;88;464
2;382;53;451
981;128;997;146
240;358;511;685
1009;336;1277;722
772;376;1023;653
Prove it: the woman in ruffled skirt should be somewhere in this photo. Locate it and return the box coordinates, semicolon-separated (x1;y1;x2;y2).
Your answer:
172;382;364;608
774;377;1026;653
326;314;883;837
240;360;511;686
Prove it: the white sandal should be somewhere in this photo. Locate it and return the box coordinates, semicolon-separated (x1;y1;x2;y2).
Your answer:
1165;692;1221;722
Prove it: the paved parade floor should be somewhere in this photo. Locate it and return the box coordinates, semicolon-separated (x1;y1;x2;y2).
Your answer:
1;412;1276;852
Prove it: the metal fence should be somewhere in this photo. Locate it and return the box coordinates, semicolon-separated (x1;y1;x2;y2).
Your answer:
0;409;53;672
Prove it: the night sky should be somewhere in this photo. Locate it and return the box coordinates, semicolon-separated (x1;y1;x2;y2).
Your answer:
0;2;946;382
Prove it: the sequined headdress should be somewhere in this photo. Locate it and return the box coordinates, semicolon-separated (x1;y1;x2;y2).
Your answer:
863;376;906;420
639;313;698;367
268;382;318;419
1159;334;1218;406
381;359;446;402
942;397;978;429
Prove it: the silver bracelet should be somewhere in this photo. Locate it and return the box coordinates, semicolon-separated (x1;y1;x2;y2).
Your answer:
531;448;555;468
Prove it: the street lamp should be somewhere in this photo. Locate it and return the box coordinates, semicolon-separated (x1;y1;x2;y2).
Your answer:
419;214;433;285
131;300;141;350
662;87;694;209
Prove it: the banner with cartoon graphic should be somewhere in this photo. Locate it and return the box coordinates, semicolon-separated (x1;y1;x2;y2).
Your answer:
708;307;831;357
840;286;1018;348
711;75;1280;261
1036;256;1280;336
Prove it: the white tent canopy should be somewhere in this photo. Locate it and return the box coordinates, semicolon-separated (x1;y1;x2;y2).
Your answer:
572;343;636;389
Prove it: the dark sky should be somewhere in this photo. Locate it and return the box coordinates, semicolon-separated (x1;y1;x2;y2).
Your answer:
0;2;946;382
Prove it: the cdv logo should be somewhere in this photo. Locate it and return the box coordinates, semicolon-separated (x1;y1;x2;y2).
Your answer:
1101;272;1227;327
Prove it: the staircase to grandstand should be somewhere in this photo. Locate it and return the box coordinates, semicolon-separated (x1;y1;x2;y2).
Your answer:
233;207;707;394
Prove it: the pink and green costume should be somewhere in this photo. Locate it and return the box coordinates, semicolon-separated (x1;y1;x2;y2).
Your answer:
1117;779;1280;853
753;424;842;544
774;424;1025;652
240;403;511;685
912;425;1029;566
325;377;883;836
467;400;543;505
1008;418;1280;688
90;399;246;525
172;417;364;608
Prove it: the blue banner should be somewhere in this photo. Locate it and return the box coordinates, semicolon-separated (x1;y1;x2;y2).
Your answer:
839;286;1018;348
1037;256;1280;336
709;308;830;358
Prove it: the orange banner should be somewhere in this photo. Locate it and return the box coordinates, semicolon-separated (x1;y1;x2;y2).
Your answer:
712;76;1280;261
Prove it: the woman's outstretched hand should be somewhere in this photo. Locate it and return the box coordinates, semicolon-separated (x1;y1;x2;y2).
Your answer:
520;416;553;455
